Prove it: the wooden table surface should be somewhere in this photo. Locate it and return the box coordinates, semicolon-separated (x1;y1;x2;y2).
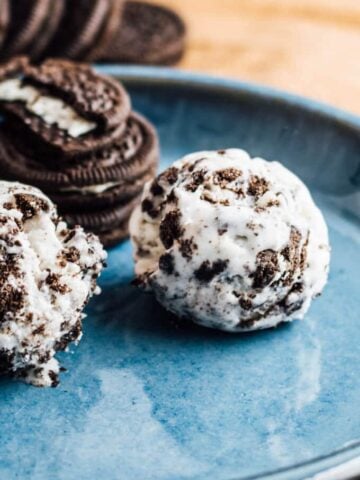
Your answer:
150;0;360;115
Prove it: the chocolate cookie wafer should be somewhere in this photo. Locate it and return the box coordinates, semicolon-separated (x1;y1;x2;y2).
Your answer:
1;0;52;58
27;0;65;60
0;112;158;210
64;193;141;236
79;0;125;63
0;0;9;50
101;1;186;65
56;173;155;211
0;57;131;159
44;0;124;62
64;191;146;247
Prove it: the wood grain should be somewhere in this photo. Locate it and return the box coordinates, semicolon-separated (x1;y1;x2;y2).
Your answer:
150;0;360;114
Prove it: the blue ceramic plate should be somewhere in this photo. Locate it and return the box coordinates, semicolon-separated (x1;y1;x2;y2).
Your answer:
1;67;359;480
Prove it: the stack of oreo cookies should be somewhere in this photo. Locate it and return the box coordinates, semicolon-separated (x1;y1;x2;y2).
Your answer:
0;57;159;246
0;0;186;66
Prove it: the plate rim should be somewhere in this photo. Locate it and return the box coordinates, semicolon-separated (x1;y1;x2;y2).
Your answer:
97;64;360;480
97;64;360;131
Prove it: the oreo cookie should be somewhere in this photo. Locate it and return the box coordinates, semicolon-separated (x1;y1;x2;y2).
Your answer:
0;58;131;159
0;58;159;246
2;0;51;58
44;0;124;62
101;1;186;65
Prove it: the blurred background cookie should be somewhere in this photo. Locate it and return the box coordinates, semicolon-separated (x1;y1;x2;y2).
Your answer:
43;0;124;62
27;0;64;60
0;0;9;51
0;0;186;66
100;1;186;65
1;0;52;58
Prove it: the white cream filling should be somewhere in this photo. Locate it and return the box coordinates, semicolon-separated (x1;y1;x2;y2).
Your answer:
0;79;96;138
59;181;122;195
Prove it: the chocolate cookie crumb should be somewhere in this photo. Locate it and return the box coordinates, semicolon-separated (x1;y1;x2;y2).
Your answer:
56;320;82;351
46;273;70;294
159;253;175;274
141;198;160;219
214;168;242;187
300;234;309;271
252;249;279;288
266;199;280;208
179;238;197;259
0;285;25;319
63;246;81;263
159;209;183;248
63;230;76;243
247;176;269;198
185;169;207;192
167;190;178;204
239;297;253;310
194;259;228;283
14;193;49;220
150;180;164;196
32;325;46;336
159;166;179;185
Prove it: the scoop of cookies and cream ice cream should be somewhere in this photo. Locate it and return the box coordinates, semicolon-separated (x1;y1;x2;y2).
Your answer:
0;181;106;386
130;149;330;332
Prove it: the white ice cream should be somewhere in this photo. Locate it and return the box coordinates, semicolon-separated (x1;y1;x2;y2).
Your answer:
0;181;106;386
0;79;96;137
130;149;330;332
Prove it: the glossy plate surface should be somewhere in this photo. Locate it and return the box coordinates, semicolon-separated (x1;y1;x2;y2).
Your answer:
0;67;359;480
